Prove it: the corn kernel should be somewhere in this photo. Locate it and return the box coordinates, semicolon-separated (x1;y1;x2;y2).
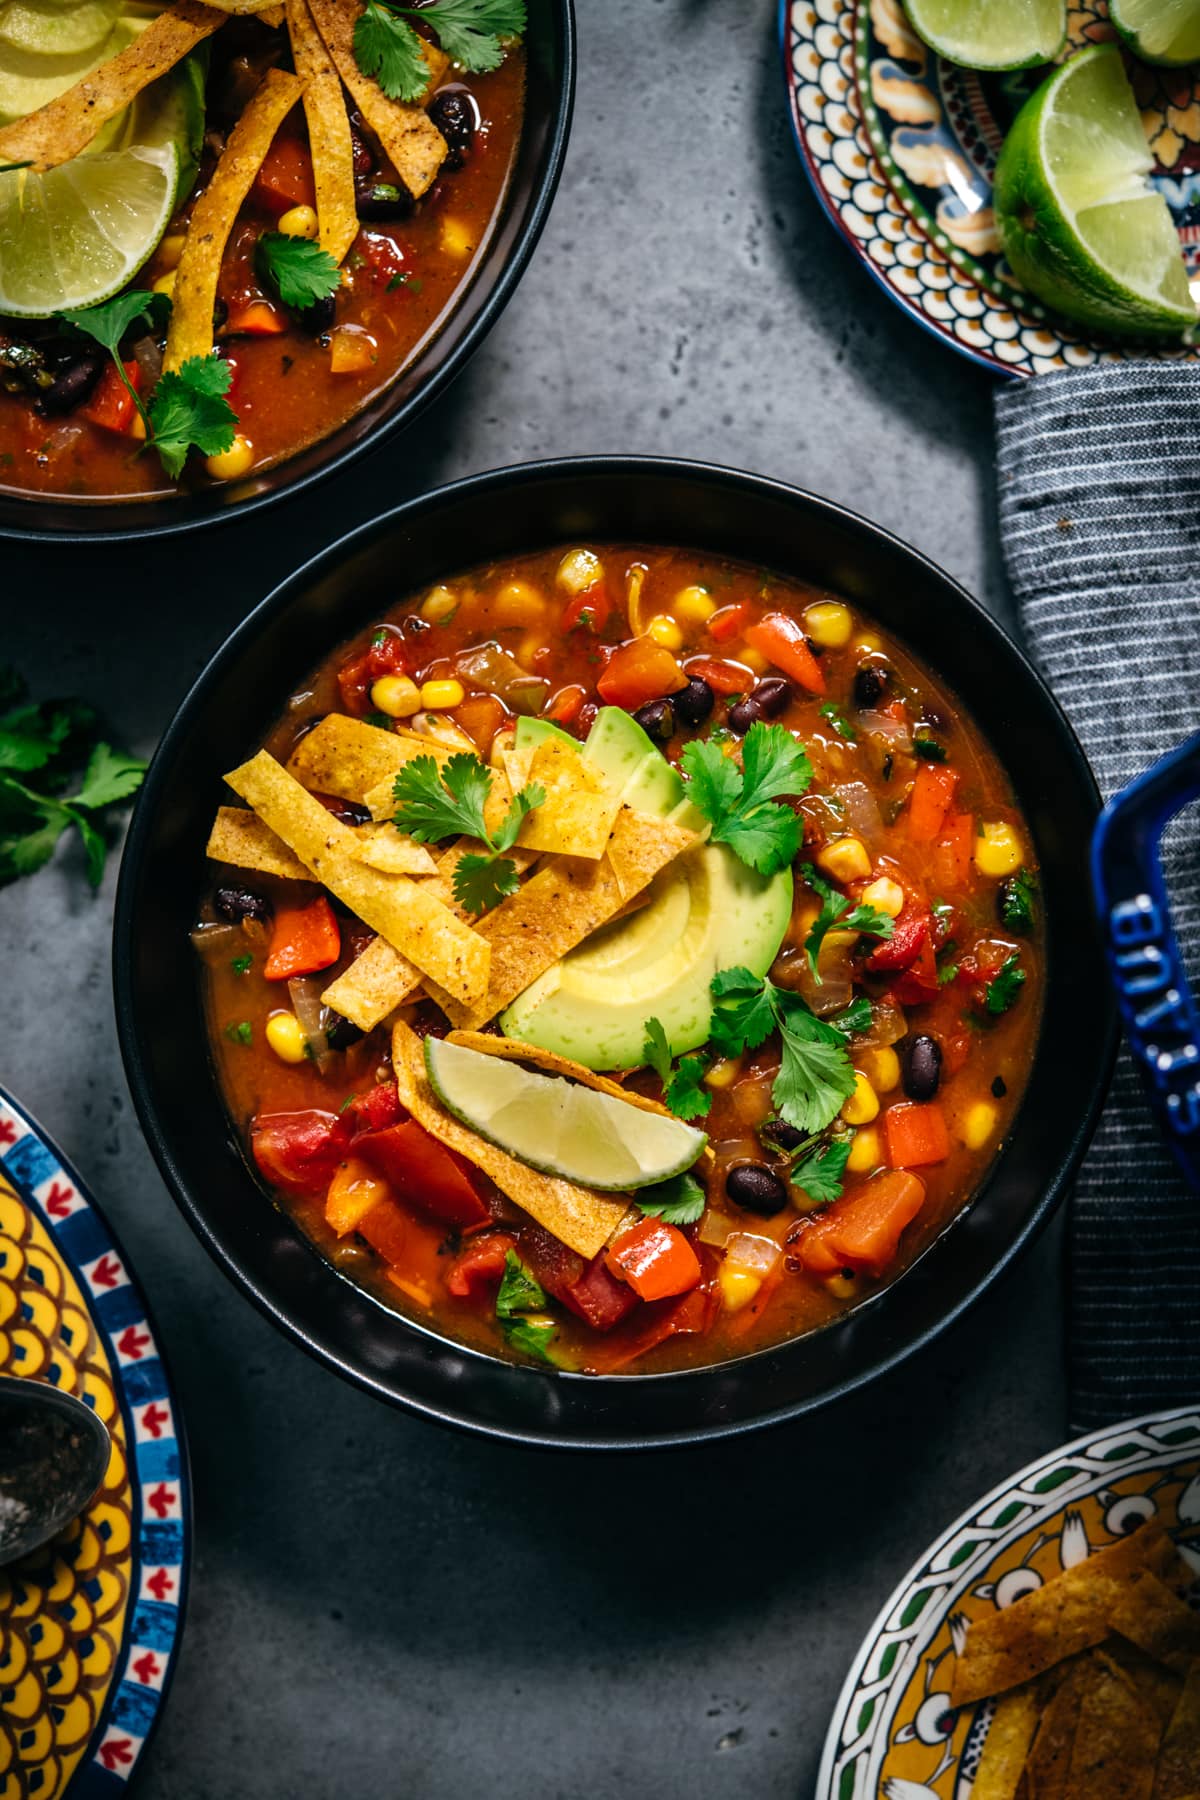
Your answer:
719;1264;762;1312
152;269;176;297
804;601;853;648
740;646;768;674
421;584;458;624
861;876;905;918
206;434;254;480
557;548;604;595
491;580;546;627
842;1071;880;1126
159;233;187;270
516;632;546;671
975;821;1023;879
860;1047;900;1093
673;583;716;623
647;614;684;651
816;835;872;883
440;216;475;258
704;1057;743;1090
278;203;319;239
846;1127;883;1173
420;678;465;711
961;1101;998;1151
371;674;420;718
824;1273;857;1300
855;634;883;655
129;412;147;442
266;1011;308;1064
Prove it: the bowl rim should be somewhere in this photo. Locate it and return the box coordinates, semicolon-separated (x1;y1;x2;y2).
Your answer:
0;2;575;546
113;454;1119;1449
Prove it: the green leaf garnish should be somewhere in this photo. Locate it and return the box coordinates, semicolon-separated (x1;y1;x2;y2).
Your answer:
494;1250;547;1319
147;355;238;478
232;953;253;975
354;0;524;102
680;721;811;875
257;231;342;310
502;1315;560;1366
789;1138;852;1207
636;1170;705;1226
225;1020;253;1046
642;1016;711;1120
985;954;1026;1017
709;967;858;1135
998;869;1038;936
818;701;856;743
391;752;544;913
801;863;894;980
913;736;947;762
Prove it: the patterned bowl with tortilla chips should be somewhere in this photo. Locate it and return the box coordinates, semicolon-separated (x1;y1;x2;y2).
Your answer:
819;1405;1200;1799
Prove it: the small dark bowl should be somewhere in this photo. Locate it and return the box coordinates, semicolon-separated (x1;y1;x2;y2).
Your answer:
0;1;573;544
113;458;1117;1448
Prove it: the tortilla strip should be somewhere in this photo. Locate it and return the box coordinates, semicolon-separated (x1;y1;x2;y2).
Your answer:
1155;1661;1200;1800
392;1021;632;1259
288;714;450;805
1106;1641;1185;1731
307;0;448;198
1025;1660;1090;1800
1064;1654;1159;1800
952;1523;1189;1707
287;0;358;262
349;824;437;876
426;809;701;1031
321;839;540;1029
1106;1572;1200;1673
0;0;225;171
972;1686;1041;1800
508;738;623;861
206;805;313;879
224;751;489;1005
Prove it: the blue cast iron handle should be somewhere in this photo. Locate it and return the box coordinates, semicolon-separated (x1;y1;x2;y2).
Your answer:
1092;730;1200;1191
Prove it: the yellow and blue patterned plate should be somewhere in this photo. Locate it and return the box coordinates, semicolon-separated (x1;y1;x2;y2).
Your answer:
818;1404;1200;1797
782;0;1200;376
0;1085;189;1800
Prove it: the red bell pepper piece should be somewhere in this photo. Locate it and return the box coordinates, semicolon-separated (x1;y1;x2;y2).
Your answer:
346;1082;405;1135
593;1286;715;1371
596;638;688;710
883;1102;950;1170
605;1218;701;1302
867;910;930;973
355;1121;488;1229
794;1171;927;1278
252;135;316;213
545;684;587;729
560;1253;641;1332
80;360;141;435
445;1231;518;1298
934;812;975;890
889;939;940;1006
560;581;613;634
745;613;826;696
251;1110;352;1198
336;630;408;715
356;1195;412;1266
264;896;341;981
708;600;756;643
685;656;754;697
518;1223;586;1297
224;301;287;337
908;763;959;844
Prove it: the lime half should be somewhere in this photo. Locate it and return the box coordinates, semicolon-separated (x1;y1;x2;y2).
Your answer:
901;0;1065;69
424;1037;708;1192
994;44;1195;339
1111;0;1200;66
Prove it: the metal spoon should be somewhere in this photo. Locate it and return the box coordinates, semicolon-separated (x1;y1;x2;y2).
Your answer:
0;1375;111;1567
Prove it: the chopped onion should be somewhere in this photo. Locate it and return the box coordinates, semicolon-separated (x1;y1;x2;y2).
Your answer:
131;333;163;389
288;976;329;1062
699;1209;738;1248
832;780;883;842
770;944;853;1017
407;711;476;753
858;710;912;753
724;1232;782;1277
455;642;550;715
190;923;242;958
854;999;907;1048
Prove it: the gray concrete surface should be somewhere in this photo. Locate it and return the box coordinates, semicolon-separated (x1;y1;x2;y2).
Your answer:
0;4;1064;1796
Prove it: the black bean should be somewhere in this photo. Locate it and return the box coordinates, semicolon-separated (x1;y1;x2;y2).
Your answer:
902;1034;942;1102
728;677;790;736
215;884;272;924
38;353;104;416
296;292;337;337
429;88;476;170
759;1117;805;1153
325;1013;365;1051
991;1075;1007;1099
853;666;889;709
673;677;714;728
319;795;371;826
725;1163;788;1216
349;124;375;179
632;698;674;743
355;180;412;220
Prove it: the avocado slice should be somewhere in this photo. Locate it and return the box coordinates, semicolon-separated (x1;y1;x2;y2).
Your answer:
500;843;793;1071
513;715;576;754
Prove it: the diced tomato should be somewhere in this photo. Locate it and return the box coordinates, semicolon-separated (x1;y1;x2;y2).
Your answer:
355;1121;488;1229
745;613;826;695
264;896;341;981
560;581;613;634
934;812;975;890
545;684;587;729
358;231;407;286
252;135;316;214
941;1031;972;1077
883;1102;950;1169
346;1082;405;1136
453;692;505;756
596;638;688;710
519;1223;586;1298
868;910;930;973
357;1195;412;1266
592;1287;715;1372
789;1213;846;1277
251;1110;351;1198
605;1218;701;1302
908;763;960;844
708;600;756;642
80;361;141;435
560;1253;641;1332
889;939;939;1006
337;629;409;714
445;1232;518;1298
685;656;753;696
224;301;287;337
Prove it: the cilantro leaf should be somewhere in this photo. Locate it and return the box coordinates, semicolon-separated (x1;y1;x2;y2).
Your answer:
999;869;1038;937
452;849;520;913
937;962;959;987
225;1021;253;1046
502;1316;560;1366
708;964;778;1057
681;722;809;876
58;290;163;355
490;780;545;854
419;0;525;67
642;1017;673;1086
913;736;947;762
709;968;859;1136
985;954;1026;1016
495;1250;547;1319
74;742;147;810
0;687;145;892
802;862;894;980
789;1138;851;1207
665;1056;711;1121
818;701;856;743
257;231;342;310
679;736;741;823
232;953;253;976
147;355;237;478
829;995;872;1036
353;0;429;100
393;752;543;914
636;1170;705;1226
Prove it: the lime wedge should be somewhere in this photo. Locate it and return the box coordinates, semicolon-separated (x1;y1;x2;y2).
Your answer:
1111;0;1200;66
424;1037;708;1192
901;0;1065;69
994;44;1195;338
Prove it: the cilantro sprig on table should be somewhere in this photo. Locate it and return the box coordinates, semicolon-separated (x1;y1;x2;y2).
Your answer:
709;967;864;1136
680;722;811;876
642;1017;711;1121
0;668;146;888
392;752;544;913
355;0;525;104
256;233;341;311
802;863;894;980
57;291;237;478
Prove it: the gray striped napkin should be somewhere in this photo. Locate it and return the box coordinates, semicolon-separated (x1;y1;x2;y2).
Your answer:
994;362;1200;1431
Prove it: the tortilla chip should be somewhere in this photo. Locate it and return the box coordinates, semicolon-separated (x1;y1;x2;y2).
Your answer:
1106;1572;1200;1673
392;1021;631;1258
307;0;448;198
973;1686;1041;1800
288;714;450;804
206;805;313;879
166;67;304;370
349;824;437;876
953;1523;1188;1707
1155;1661;1200;1799
224;751;488;1005
427;809;700;1031
1026;1660;1090;1800
508;739;623;860
1064;1653;1159;1800
0;0;225;171
1106;1641;1185;1730
286;0;358;262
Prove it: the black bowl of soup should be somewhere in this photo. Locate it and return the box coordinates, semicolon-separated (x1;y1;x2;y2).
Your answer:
114;458;1116;1446
0;1;572;541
